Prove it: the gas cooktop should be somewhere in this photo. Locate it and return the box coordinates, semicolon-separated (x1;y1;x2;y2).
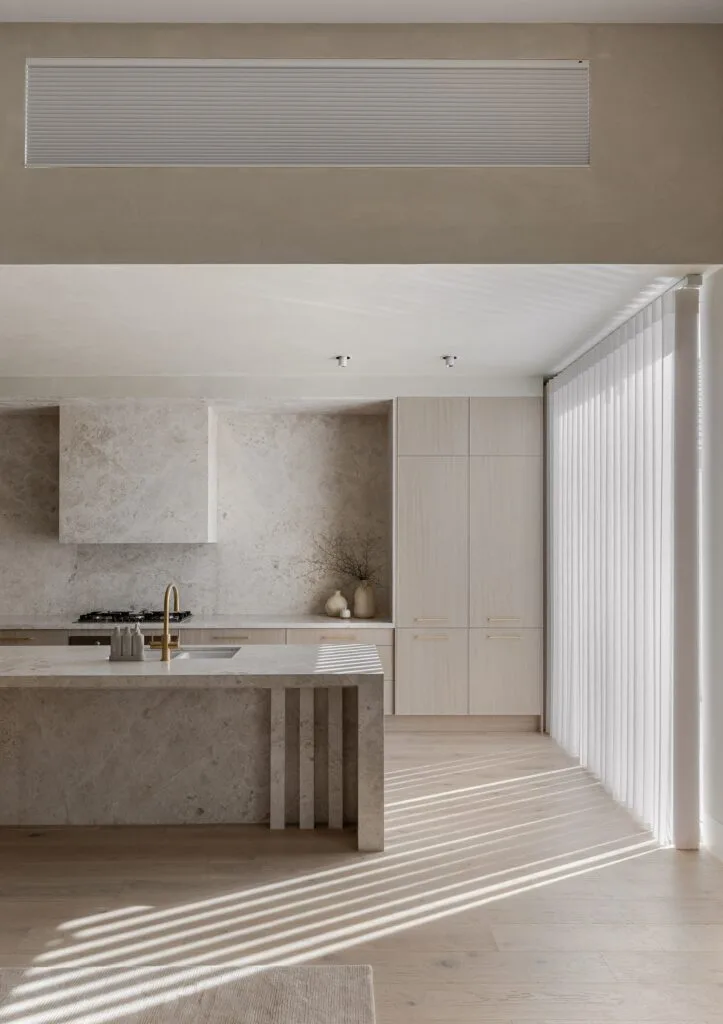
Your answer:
76;610;193;624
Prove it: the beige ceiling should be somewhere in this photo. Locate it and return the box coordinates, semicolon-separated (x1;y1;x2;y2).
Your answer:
0;265;687;380
0;0;721;20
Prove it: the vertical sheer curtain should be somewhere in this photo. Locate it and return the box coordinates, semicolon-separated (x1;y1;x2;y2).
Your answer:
547;291;675;844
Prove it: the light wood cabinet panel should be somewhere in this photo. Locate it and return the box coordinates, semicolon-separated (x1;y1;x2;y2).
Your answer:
181;628;285;645
395;628;468;715
378;646;394;679
470;398;543;456
469;628;542;715
0;630;68;645
381;644;394;714
470;456;543;628
286;628;393;647
397;398;469;456
396;456;469;627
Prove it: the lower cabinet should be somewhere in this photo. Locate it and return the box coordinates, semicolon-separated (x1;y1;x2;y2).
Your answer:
469;628;542;715
395;628;468;715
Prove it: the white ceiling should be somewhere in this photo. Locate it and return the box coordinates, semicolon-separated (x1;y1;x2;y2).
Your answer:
0;0;721;21
0;265;686;381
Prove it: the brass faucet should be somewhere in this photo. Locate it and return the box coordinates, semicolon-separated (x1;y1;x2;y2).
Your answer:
161;582;182;662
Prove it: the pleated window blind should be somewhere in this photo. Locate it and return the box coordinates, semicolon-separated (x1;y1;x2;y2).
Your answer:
547;290;676;843
25;58;590;167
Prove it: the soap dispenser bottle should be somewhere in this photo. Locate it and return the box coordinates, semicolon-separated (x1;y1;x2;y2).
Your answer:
132;624;145;661
110;626;121;661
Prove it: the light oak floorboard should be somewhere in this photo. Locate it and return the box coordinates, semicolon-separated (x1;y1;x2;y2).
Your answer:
0;733;722;1024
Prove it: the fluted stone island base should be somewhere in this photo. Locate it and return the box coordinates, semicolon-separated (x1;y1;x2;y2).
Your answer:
0;645;384;851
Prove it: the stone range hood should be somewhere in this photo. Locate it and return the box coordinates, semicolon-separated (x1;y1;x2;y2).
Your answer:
59;400;217;544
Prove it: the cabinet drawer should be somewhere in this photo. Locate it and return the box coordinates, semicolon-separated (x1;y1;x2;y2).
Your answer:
0;630;68;645
469;628;542;715
395;628;468;715
286;628;394;647
179;628;286;645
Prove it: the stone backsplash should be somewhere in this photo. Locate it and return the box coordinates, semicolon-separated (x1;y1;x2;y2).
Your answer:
0;408;390;617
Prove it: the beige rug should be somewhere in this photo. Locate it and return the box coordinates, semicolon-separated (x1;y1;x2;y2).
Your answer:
170;966;377;1024
0;966;376;1024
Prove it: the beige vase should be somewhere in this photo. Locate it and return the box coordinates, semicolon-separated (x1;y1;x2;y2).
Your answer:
353;581;376;619
324;589;348;617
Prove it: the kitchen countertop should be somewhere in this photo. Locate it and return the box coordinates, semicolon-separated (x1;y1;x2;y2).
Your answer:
0;643;384;689
0;615;394;631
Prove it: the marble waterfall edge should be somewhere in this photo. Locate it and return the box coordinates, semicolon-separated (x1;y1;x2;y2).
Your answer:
0;644;384;847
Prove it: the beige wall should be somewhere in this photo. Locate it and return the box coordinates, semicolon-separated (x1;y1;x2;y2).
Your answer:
0;23;722;263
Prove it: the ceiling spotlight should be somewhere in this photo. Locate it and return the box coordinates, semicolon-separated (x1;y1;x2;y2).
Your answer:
336;355;352;368
442;355;458;369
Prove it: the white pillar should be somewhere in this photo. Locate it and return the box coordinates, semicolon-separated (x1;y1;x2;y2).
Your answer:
701;268;723;858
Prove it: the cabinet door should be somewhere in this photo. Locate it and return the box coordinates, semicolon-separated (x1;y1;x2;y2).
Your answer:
469;628;542;714
0;630;68;646
397;399;469;456
396;456;469;627
396;628;468;715
470;398;543;456
470;456;543;628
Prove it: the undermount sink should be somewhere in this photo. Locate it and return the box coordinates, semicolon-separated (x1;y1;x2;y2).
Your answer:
171;646;241;660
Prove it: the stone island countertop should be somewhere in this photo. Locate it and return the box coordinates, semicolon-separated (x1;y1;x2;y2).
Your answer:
0;643;384;688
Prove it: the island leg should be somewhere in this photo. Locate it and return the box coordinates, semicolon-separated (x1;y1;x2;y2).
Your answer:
299;687;315;829
269;688;286;830
357;678;384;852
328;686;344;829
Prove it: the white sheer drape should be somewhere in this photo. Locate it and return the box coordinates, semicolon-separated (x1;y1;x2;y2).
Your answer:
547;291;675;843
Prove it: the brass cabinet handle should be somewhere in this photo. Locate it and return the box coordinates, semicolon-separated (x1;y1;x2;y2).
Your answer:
414;617;448;623
0;637;32;644
211;635;250;641
321;635;358;642
414;634;449;641
486;634;523;640
487;617;521;624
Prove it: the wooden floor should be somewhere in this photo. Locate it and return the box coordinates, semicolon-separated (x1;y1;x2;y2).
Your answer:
2;731;723;1023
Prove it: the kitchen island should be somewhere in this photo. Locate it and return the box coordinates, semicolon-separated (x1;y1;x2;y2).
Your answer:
0;644;384;851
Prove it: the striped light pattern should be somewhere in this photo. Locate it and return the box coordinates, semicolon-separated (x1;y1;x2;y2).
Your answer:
546;289;676;843
25;58;590;168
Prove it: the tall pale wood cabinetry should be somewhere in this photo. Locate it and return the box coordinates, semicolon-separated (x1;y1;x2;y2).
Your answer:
469;456;543;628
396;456;469;628
394;397;543;719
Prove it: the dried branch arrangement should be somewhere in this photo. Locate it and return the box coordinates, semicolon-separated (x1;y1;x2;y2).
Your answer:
303;530;384;586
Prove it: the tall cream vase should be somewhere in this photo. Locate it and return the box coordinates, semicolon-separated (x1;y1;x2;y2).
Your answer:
353;580;375;619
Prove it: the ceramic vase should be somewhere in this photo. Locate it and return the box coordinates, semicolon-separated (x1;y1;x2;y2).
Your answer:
325;589;348;617
353;581;376;619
